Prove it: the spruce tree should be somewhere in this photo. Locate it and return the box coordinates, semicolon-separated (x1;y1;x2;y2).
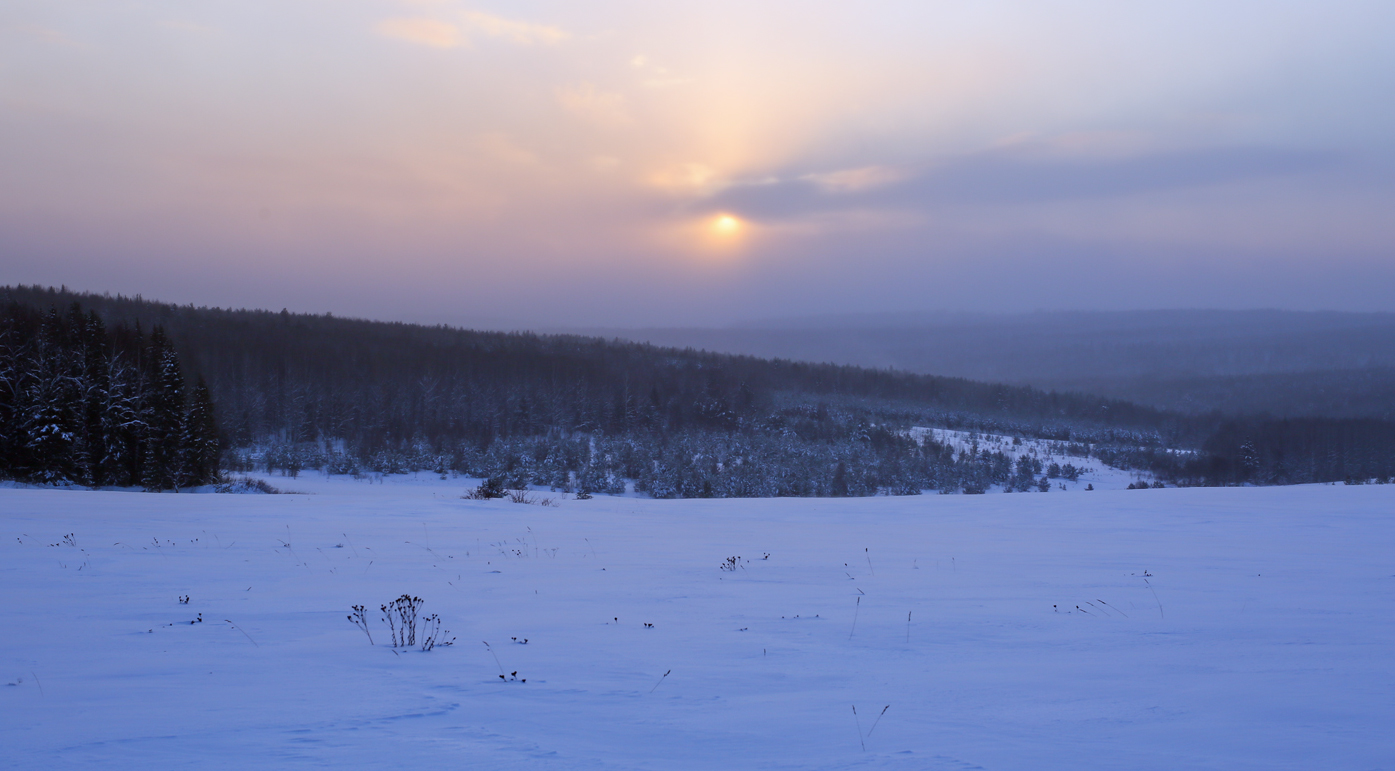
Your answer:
831;461;849;497
142;328;185;490
24;380;76;484
23;308;80;484
77;309;110;485
180;377;220;486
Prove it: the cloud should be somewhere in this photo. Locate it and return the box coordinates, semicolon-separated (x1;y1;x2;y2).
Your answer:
557;84;630;128
376;17;462;48
376;7;566;48
802;166;904;194
460;11;567;45
649;163;724;196
704;145;1340;220
630;54;691;88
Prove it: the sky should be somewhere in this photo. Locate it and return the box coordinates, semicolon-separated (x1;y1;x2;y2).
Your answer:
2;1;1393;328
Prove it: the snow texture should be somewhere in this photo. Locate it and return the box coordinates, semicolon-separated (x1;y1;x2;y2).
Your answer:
2;476;1393;769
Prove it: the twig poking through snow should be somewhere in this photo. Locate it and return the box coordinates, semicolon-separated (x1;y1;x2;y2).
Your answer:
1144;578;1164;619
906;611;911;643
852;704;865;751
348;605;373;644
1098;599;1127;618
483;641;507;678
867;705;890;737
224;619;259;647
865;548;874;575
849;596;860;640
649;669;671;693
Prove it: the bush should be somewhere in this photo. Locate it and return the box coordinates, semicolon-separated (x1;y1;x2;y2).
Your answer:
463;476;506;500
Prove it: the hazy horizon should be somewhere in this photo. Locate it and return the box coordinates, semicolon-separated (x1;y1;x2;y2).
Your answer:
14;284;1395;334
4;1;1394;327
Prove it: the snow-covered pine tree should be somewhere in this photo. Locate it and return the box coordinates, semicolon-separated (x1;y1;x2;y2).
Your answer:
99;357;144;487
180;377;220;486
21;309;80;484
23;377;77;484
141;328;185;490
76;308;110;485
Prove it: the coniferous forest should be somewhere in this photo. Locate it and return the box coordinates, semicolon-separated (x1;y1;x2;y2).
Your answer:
0;300;219;489
3;285;1393;494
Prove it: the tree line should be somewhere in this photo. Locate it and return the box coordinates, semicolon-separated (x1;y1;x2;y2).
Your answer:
2;285;1393;493
0;301;219;489
0;285;1193;450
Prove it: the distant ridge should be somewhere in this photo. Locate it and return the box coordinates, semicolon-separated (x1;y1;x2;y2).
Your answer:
567;309;1395;420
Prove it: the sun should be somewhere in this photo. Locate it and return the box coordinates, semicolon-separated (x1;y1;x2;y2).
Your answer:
710;213;743;237
665;212;750;259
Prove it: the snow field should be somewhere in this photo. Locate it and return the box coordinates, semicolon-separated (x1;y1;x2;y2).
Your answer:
2;478;1393;769
912;427;1156;490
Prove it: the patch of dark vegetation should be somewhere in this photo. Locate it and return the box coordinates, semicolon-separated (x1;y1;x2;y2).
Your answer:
215;476;280;494
354;594;455;652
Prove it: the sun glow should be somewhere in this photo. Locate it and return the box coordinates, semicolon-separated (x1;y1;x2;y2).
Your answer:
655;212;751;261
710;213;743;237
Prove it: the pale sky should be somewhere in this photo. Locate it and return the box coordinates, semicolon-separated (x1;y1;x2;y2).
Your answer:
2;1;1393;327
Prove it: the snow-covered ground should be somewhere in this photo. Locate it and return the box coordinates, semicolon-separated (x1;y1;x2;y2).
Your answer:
3;477;1393;770
911;427;1157;490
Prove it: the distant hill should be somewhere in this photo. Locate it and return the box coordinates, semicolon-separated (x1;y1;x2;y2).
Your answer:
570;310;1395;420
5;286;1394;492
0;285;1187;445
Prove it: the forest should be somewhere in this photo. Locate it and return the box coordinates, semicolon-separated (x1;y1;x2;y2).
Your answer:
0;300;219;489
3;285;1393;494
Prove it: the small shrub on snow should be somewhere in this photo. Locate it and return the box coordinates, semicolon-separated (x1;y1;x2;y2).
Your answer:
462;477;506;500
347;605;373;645
349;595;454;651
506;489;558;507
215;476;280;494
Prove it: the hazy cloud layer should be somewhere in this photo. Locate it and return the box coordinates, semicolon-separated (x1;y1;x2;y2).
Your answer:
1;0;1393;327
706;145;1344;217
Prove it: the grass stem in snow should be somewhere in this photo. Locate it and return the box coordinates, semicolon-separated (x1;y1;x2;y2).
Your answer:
852;704;865;751
482;641;507;678
867;705;890;737
224;619;259;647
649;669;671;693
849;596;860;640
1144;578;1165;619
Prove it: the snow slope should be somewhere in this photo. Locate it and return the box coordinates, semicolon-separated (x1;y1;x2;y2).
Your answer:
910;427;1157;490
2;478;1393;770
